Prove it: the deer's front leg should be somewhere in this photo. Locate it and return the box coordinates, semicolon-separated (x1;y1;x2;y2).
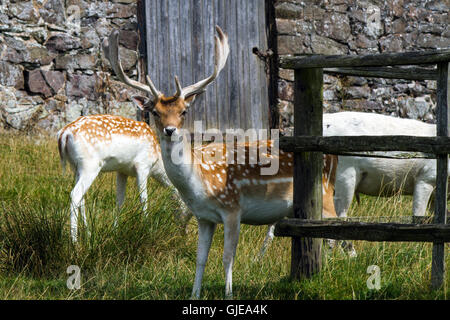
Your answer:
258;224;275;259
192;218;216;299
116;172;128;209
223;214;241;299
136;167;150;214
115;172;128;228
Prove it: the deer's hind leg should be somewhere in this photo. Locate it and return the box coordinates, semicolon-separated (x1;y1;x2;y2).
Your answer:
70;165;100;242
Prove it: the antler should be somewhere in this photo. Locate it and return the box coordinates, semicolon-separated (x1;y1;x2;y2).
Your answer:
178;25;230;99
102;29;160;98
103;26;229;101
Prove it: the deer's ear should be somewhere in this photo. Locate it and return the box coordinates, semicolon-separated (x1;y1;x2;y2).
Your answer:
131;95;151;110
185;90;205;107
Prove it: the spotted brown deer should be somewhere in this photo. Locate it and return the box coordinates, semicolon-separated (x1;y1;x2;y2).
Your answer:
104;26;338;298
57;114;191;242
259;154;339;258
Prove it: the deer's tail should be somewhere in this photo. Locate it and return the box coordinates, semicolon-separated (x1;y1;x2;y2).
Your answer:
57;128;73;173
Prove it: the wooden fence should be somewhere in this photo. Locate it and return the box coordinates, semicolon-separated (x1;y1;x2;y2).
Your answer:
274;49;450;289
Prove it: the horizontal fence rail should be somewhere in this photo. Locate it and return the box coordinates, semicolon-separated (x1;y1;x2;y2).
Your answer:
280;135;450;154
329;216;450;224
274;219;450;242
308;151;436;160
324;66;438;81
280;49;450;69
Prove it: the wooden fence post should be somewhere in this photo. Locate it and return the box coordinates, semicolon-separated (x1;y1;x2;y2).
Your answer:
431;62;449;290
291;67;323;279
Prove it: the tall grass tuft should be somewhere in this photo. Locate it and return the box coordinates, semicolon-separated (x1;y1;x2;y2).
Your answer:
0;177;190;278
0;202;70;277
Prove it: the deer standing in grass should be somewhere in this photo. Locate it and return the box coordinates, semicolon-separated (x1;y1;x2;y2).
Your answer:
58;114;191;242
322;111;450;221
104;26;338;299
259;154;340;258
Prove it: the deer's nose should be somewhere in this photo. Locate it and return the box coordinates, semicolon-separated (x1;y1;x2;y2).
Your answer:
164;126;177;136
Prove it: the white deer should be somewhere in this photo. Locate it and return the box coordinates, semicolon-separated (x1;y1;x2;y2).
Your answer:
104;26;340;298
322;111;450;221
57;114;191;242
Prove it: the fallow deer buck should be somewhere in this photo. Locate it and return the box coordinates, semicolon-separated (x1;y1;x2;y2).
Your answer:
104;26;338;299
259;154;342;258
58;114;192;242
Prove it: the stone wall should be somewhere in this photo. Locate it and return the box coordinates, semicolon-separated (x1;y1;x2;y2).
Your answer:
1;0;449;134
275;0;449;134
0;0;142;133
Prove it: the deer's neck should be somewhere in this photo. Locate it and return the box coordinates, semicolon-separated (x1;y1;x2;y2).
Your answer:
159;136;206;206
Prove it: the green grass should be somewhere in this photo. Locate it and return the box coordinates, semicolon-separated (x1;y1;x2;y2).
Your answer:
0;131;448;299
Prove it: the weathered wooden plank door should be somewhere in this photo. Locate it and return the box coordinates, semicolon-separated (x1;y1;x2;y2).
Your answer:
144;0;269;131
